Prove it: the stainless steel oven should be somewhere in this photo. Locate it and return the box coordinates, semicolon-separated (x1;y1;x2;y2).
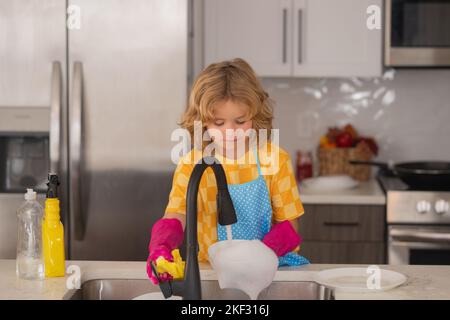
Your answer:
380;175;450;265
385;0;450;66
388;225;450;265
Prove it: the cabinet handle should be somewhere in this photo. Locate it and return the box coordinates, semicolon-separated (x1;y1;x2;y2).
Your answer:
298;9;303;64
323;221;360;227
282;8;287;63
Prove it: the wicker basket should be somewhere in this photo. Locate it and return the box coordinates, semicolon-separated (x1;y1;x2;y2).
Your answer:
317;142;373;181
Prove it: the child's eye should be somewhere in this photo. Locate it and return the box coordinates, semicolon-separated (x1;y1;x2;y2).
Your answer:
214;121;224;126
235;119;246;125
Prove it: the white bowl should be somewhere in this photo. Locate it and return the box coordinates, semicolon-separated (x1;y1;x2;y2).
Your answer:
132;292;182;300
208;239;278;300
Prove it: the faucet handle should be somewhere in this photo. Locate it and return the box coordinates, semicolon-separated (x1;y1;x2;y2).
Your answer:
149;261;174;299
217;189;237;225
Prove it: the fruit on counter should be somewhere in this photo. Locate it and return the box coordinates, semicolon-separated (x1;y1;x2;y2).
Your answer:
318;124;378;155
319;135;337;149
355;137;379;156
325;127;341;144
343;124;358;140
335;131;353;148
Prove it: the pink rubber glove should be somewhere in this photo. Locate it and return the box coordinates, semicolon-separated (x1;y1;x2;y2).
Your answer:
262;220;302;257
146;218;184;285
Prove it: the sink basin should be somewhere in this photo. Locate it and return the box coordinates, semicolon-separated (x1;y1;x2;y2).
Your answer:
64;279;334;300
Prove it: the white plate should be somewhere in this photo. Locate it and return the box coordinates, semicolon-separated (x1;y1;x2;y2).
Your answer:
314;267;407;293
132;292;182;300
301;175;359;191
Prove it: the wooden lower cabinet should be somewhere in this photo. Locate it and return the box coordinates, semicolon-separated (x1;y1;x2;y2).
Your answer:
299;241;385;264
298;204;386;264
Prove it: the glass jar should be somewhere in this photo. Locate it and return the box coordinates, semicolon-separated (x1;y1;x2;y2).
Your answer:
296;150;313;182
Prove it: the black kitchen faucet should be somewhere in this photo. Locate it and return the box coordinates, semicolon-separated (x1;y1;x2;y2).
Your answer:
151;156;237;300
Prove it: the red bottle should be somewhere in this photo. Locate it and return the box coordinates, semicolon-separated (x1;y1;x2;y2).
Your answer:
296;151;313;182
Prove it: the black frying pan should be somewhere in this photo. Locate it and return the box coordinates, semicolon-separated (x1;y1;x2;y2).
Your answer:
349;160;450;190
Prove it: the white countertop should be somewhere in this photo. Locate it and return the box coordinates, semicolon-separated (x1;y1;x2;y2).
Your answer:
1;259;449;300
298;179;386;205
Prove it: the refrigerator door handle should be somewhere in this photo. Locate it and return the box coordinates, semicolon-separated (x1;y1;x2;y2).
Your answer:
50;61;62;174
70;61;85;240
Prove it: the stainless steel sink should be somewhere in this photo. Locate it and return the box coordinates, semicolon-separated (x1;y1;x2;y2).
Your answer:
65;279;334;300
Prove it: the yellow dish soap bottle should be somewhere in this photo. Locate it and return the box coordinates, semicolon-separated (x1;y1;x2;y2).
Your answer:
42;173;65;277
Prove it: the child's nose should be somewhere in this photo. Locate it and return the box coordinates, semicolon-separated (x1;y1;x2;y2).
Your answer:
224;127;236;139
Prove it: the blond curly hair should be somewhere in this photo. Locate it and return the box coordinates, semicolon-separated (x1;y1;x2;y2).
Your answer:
180;58;274;149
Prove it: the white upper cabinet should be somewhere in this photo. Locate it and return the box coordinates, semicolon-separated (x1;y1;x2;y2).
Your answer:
292;0;382;77
204;0;383;78
204;0;293;77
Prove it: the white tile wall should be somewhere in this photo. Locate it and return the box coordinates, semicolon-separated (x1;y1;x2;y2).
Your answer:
262;69;450;166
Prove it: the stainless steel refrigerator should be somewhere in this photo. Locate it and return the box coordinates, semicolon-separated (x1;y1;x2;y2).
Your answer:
0;0;188;260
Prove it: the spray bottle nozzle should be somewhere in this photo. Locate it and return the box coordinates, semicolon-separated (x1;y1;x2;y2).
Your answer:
46;173;60;199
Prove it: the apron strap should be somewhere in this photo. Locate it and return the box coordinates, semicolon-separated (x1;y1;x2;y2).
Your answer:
253;147;263;176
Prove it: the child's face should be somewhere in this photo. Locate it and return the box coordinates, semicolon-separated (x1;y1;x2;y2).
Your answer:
206;99;253;150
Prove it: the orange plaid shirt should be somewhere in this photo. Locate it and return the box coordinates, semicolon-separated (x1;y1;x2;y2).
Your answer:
165;142;304;262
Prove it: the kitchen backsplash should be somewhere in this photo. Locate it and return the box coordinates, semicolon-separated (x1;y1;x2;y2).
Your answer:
262;69;450;167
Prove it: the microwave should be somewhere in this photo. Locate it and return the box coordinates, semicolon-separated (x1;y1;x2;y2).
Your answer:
385;0;450;66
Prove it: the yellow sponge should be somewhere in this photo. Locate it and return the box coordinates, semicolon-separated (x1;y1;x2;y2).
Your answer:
155;249;185;280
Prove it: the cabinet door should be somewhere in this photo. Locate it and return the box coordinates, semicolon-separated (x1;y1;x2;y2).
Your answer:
0;0;66;107
299;204;385;242
293;0;382;77
204;0;292;76
300;241;385;264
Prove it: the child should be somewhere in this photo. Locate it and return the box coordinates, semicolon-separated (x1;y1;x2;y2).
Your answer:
147;58;309;284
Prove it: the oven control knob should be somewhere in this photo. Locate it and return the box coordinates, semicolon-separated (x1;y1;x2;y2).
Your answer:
435;200;449;215
416;200;431;214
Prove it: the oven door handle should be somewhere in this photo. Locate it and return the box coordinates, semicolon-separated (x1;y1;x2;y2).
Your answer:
390;229;450;244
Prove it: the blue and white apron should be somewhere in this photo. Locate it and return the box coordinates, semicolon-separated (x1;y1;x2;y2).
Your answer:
216;147;309;267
